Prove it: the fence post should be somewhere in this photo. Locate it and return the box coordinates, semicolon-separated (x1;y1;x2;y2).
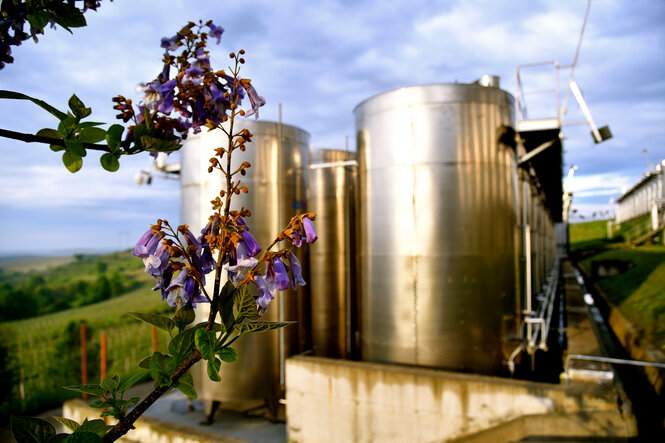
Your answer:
80;323;87;399
101;333;107;380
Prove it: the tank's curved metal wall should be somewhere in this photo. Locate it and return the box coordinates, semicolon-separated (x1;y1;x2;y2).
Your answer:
308;148;356;358
179;120;310;412
354;84;518;374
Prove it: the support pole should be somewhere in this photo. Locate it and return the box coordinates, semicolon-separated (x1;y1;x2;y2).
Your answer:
101;333;107;380
152;326;158;352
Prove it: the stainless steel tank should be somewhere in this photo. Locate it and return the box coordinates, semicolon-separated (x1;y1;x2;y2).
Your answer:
354;83;518;374
307;148;356;358
179;120;310;415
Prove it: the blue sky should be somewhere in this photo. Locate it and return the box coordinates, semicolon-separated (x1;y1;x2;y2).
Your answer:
1;0;664;254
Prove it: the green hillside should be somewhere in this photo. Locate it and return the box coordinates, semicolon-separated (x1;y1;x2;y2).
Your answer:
0;251;171;419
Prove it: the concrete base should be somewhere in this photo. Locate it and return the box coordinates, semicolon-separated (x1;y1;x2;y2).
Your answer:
285;356;635;442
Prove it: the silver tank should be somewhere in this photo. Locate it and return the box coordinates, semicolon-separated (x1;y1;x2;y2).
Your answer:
354;83;518;374
179;120;310;414
308;148;356;358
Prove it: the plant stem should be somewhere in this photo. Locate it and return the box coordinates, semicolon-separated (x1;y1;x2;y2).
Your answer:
0;128;111;151
102;349;202;442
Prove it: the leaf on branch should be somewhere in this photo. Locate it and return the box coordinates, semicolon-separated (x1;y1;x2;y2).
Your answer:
36;128;62;140
176;372;197;399
62;151;82;173
100;377;118;394
217;346;239;363
0;90;67;120
168;328;195;363
63;384;105;397
105;124;124;153
64;138;86;157
207;358;221;382
194;329;216;362
174;303;195;332
78;127;106;143
68;94;91;119
117;370;150;394
140;135;182;153
233;285;259;321
63;430;103;442
10;416;56;443
128;312;175;332
53;416;80;432
234;321;296;337
77;419;109;438
100;153;119;172
219;280;236;331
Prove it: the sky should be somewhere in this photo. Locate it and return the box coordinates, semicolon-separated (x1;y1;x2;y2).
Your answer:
1;0;664;255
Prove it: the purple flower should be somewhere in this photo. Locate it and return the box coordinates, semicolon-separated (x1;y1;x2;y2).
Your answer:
287;252;306;289
199;246;216;274
302;217;317;243
132;229;160;258
185;278;208;307
242;82;266;119
207;23;224;44
182;228;202;249
160;35;179;51
165;268;190;306
144;245;170;277
225;241;258;283
253;274;275;309
290;230;303;247
242;230;262;257
266;256;291;291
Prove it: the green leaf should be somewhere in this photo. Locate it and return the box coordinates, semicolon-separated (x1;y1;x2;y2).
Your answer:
88;400;106;409
78;121;105;128
140;135;182;153
58;117;78;137
10;416;56;443
149;351;166;380
62;151;83;173
78;127;106;143
47;434;70;443
138;356;151;369
52;4;87;28
234;285;259;321
128;312;175;332
168;329;195;362
63;384;105;397
234;321;296;337
194;329;216;362
0;90;67;120
62;430;103;442
68;94;91;119
77;419;108;438
36;128;63;140
26;11;51;33
206;358;221;382
50;144;65;152
100;377;118;393
64;138;86;157
217;347;239;363
117;370;149;393
100;153;120;172
52;417;79;433
176;373;197;399
105;124;124;153
219;280;236;331
174;303;195;331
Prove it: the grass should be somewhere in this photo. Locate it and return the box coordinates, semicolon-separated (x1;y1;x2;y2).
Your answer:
0;251;172;416
571;217;665;352
580;245;665;351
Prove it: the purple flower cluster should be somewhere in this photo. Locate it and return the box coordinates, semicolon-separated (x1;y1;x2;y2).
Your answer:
132;225;215;308
226;216;317;310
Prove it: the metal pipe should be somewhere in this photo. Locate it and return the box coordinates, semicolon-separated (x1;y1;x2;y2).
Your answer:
561;0;592;116
277;102;285;391
563;354;665;383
